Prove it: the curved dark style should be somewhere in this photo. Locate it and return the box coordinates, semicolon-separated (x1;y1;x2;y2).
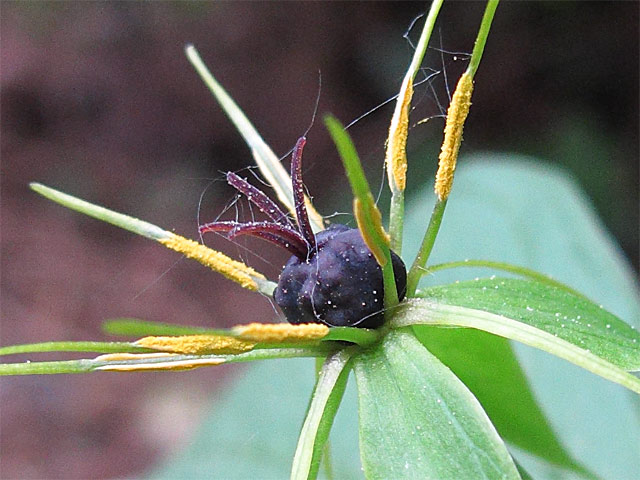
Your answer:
200;136;407;328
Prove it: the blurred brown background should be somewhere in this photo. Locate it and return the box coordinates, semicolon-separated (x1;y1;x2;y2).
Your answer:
1;2;637;478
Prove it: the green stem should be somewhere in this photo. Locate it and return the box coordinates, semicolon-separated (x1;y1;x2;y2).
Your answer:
406;198;447;296
388;0;444;252
0;341;145;356
417;259;587;298
406;0;500;296
467;0;500;78
388;195;405;253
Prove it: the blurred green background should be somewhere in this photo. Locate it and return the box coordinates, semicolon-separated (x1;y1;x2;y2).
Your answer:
1;2;637;478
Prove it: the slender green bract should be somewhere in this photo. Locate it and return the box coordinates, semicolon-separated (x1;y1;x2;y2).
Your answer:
354;329;520;479
323;327;380;347
467;0;500;78
0;341;145;356
324;115;399;310
103;318;221;337
0;348;333;376
291;348;354;480
185;45;324;233
30;183;168;241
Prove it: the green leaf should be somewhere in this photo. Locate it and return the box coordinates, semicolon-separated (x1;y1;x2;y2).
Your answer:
413;327;592;476
403;157;640;479
418;278;640;371
422;259;586;298
354;328;520;479
393;299;640;394
292;348;354;480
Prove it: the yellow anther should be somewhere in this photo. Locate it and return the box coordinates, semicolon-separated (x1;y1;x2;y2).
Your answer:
95;352;225;371
354;196;391;267
385;79;413;192
233;323;329;343
158;233;265;290
435;72;474;201
134;335;255;355
95;352;173;362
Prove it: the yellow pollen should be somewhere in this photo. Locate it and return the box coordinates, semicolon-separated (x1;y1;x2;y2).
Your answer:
158;233;265;290
95;353;225;371
233;323;329;343
95;352;174;362
134;335;255;354
354;196;391;267
434;72;474;201
385;79;413;192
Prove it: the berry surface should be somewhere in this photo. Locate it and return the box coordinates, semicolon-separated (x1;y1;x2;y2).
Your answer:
274;224;407;328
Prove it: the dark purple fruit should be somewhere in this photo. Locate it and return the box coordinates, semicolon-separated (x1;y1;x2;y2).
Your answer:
274;224;406;328
200;136;406;329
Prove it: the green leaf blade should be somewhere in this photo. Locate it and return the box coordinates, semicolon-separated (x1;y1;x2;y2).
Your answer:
393;299;640;394
403;158;640;478
413;327;592;477
354;329;520;480
418;278;640;371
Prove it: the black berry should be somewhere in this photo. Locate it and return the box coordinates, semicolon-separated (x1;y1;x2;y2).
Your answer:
274;224;406;328
200;136;406;329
